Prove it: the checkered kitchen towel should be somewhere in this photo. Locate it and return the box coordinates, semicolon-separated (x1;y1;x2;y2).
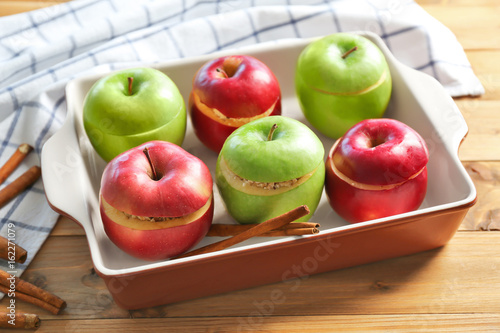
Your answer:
0;0;484;276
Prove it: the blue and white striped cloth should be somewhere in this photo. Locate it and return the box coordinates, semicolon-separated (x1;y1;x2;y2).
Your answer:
0;0;484;276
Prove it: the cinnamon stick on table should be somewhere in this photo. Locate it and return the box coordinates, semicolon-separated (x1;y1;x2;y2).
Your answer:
0;270;66;315
0;312;40;329
0;165;41;209
0;236;27;264
207;222;320;237
175;205;310;259
0;144;33;186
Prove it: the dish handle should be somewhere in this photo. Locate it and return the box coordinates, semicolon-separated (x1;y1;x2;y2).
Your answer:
400;65;469;156
41;109;93;231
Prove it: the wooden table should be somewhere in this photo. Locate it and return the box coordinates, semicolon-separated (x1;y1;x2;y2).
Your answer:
1;1;499;331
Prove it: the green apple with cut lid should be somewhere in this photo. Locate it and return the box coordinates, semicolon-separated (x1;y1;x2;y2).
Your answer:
215;116;325;225
295;32;392;139
83;67;186;162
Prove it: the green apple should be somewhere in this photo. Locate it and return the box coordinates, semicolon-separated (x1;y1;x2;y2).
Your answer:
83;67;186;161
216;116;325;224
295;33;392;139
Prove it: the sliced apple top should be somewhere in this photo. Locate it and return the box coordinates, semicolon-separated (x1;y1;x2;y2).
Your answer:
101;193;213;230
331;119;429;186
219;116;324;183
83;68;185;136
192;55;281;119
190;91;279;128
100;141;213;218
296;33;391;95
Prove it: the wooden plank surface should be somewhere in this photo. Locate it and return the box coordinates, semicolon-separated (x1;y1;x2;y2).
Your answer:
1;0;499;332
461;162;500;230
20;314;500;333
421;6;500;50
456;50;500;161
0;233;499;330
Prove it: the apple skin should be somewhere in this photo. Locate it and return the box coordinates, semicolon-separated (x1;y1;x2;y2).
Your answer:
325;118;429;223
216;116;325;224
189;55;282;152
83;67;187;162
99;140;213;261
295;33;392;139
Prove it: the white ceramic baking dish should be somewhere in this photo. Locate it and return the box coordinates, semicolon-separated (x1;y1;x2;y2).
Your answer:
41;32;476;309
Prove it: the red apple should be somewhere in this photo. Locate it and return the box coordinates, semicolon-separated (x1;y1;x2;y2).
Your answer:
325;118;429;223
99;140;214;261
189;55;282;152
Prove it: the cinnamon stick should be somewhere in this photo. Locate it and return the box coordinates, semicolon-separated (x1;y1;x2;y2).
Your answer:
0;270;66;315
0;285;61;315
0;166;41;209
0;236;27;264
0;312;40;329
207;222;320;237
175;205;310;259
253;227;319;237
0;144;33;186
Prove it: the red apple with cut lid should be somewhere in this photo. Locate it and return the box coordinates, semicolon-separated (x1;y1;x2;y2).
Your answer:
189;55;282;152
325;118;429;223
99;140;214;261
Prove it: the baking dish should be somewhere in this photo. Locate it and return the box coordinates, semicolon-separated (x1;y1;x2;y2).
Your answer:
41;32;477;309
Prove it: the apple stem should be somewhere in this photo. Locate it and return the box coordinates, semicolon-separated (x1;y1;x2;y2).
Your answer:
341;46;358;59
143;147;159;181
216;68;229;79
267;124;278;141
128;77;133;95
